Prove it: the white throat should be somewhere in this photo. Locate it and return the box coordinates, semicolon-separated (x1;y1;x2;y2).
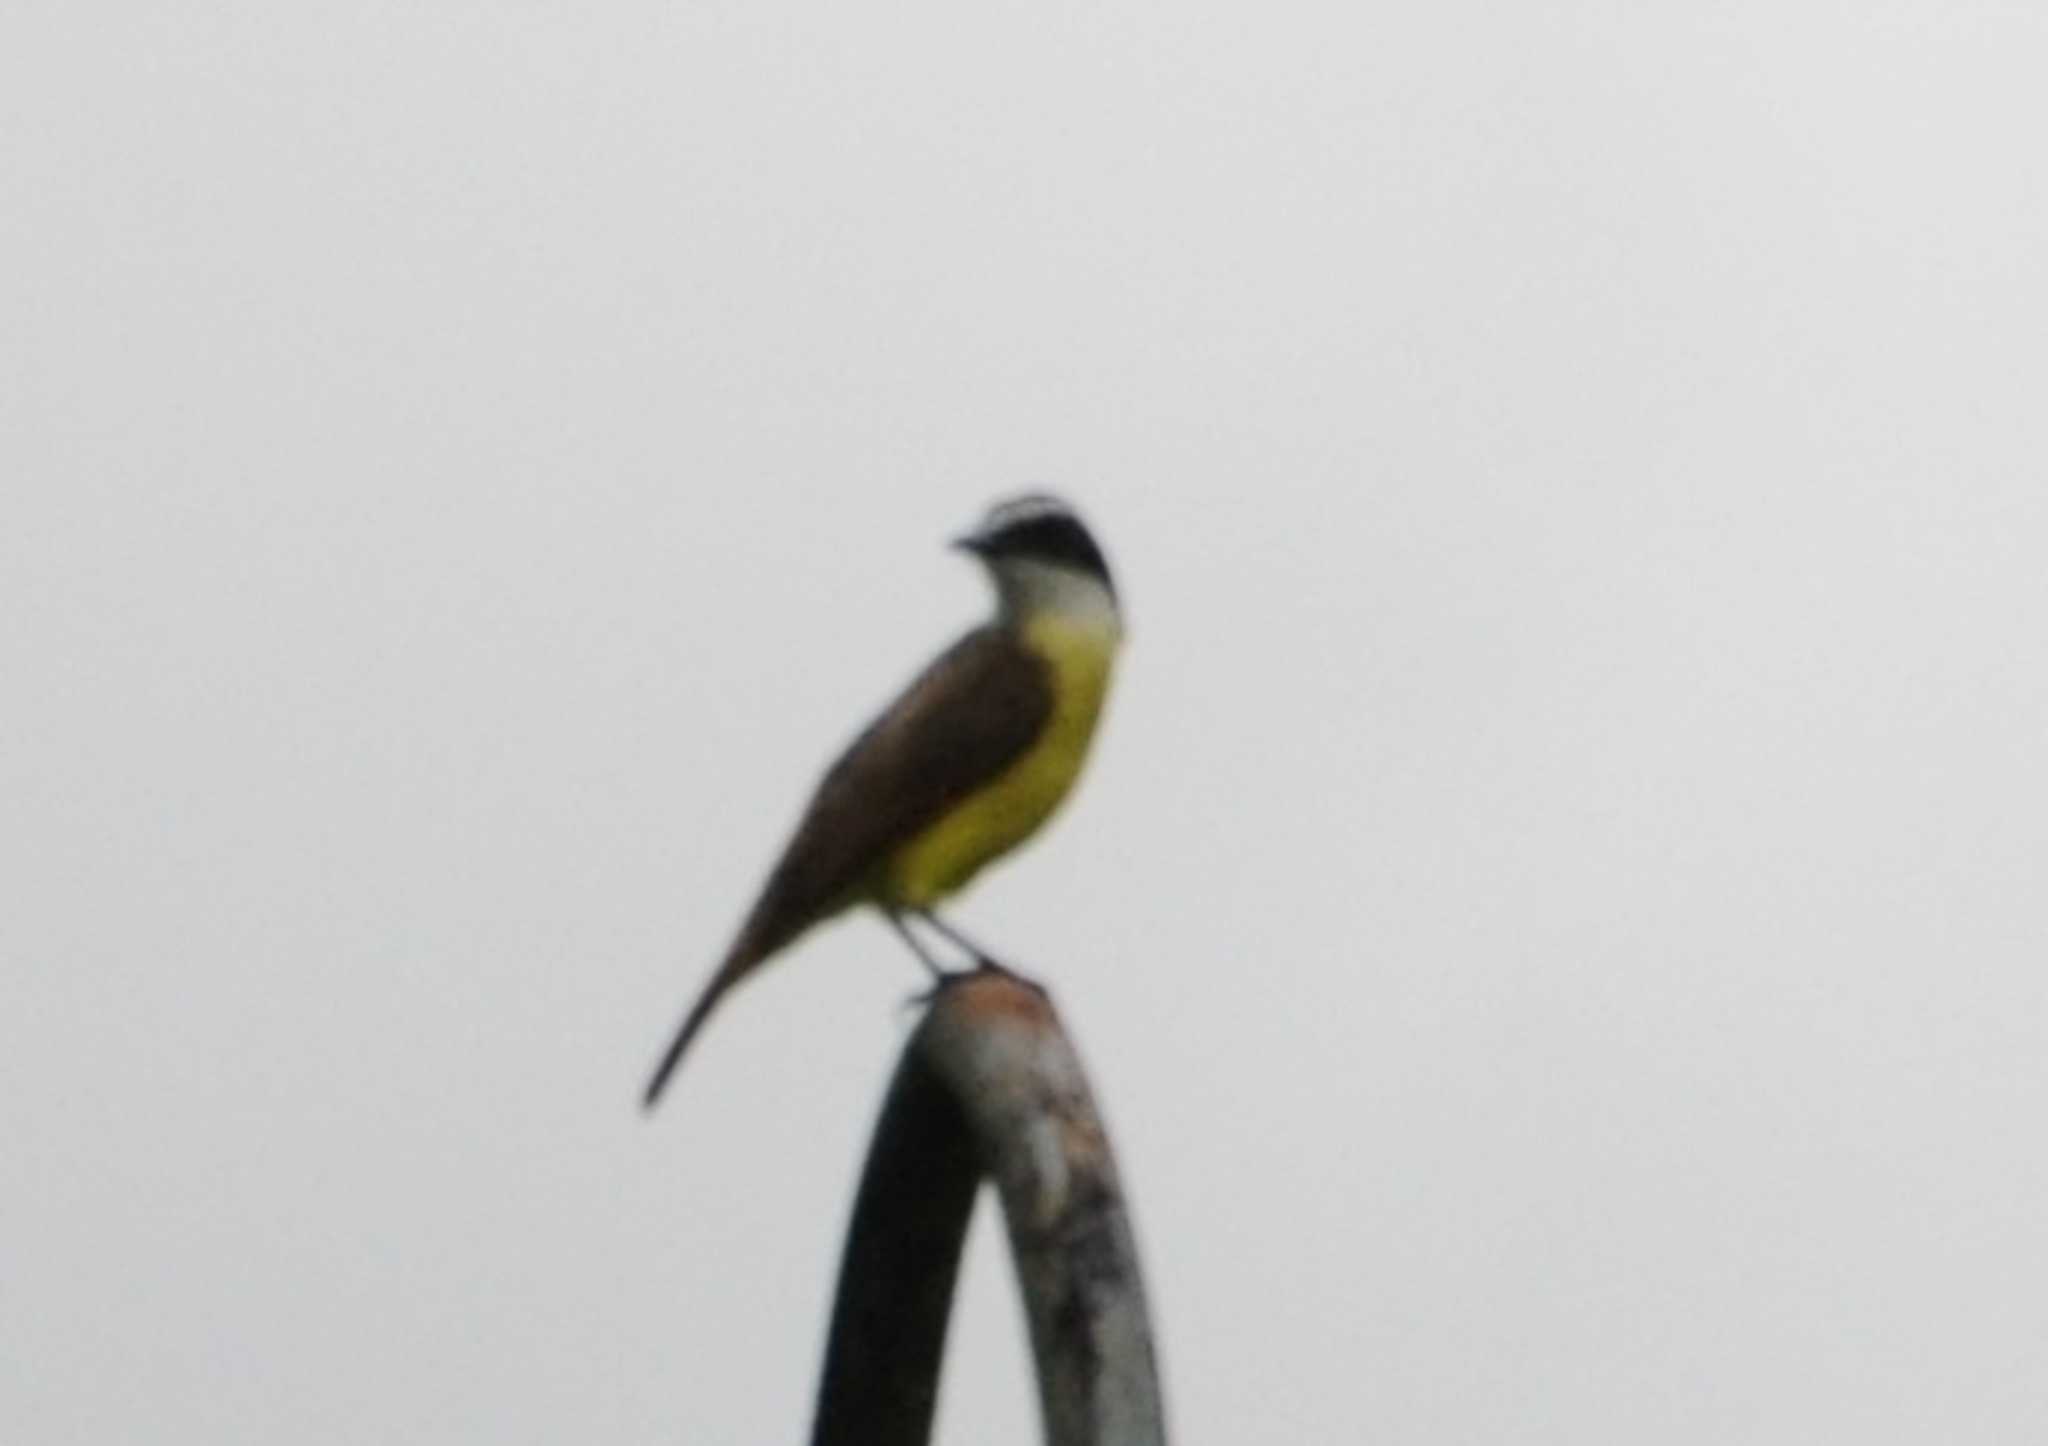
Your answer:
991;559;1123;638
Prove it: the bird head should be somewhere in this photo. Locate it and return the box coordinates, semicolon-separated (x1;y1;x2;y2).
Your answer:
953;494;1120;626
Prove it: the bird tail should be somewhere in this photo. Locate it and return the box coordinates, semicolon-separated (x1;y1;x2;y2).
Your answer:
641;916;785;1111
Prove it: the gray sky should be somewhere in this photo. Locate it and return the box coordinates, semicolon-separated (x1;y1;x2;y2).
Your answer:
6;3;2046;1442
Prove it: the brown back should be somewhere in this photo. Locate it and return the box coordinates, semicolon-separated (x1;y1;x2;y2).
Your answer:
739;624;1052;957
643;625;1051;1107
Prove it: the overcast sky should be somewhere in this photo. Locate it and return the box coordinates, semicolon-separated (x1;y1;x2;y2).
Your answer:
6;3;2046;1442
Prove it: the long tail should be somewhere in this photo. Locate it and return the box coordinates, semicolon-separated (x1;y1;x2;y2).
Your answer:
642;938;766;1111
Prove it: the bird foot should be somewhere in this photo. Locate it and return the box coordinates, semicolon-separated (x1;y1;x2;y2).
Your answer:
902;956;1048;1008
968;955;1050;998
901;968;971;1009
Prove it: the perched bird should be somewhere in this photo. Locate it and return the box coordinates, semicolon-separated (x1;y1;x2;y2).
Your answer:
642;494;1124;1109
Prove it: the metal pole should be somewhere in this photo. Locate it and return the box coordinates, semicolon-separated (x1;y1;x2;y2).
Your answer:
812;969;1168;1446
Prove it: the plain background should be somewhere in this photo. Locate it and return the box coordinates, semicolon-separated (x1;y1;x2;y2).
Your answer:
6;3;2045;1441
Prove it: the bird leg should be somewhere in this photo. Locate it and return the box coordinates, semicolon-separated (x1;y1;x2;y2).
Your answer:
915;910;1013;975
883;909;950;983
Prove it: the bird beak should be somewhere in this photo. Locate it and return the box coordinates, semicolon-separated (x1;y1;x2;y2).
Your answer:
951;529;993;556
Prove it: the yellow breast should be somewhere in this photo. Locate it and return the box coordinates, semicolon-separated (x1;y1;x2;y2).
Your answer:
882;615;1117;908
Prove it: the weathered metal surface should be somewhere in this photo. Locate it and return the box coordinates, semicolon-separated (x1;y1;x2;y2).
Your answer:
811;1049;980;1446
811;969;1167;1446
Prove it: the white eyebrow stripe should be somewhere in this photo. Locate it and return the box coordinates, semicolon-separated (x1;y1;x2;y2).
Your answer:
980;493;1075;532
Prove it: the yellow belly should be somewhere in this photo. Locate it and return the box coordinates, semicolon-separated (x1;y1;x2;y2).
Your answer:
882;616;1116;908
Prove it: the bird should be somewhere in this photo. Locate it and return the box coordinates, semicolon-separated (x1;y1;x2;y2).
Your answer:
642;494;1124;1110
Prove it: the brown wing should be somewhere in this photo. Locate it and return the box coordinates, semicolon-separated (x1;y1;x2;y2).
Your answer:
643;626;1050;1107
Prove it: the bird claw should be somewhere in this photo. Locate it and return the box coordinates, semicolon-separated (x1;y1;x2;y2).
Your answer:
900;957;1046;1011
901;969;965;1009
980;957;1050;997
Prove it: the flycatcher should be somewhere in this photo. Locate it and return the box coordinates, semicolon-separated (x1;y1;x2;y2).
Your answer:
643;494;1123;1109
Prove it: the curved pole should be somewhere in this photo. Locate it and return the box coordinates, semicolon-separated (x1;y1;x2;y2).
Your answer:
812;969;1168;1446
